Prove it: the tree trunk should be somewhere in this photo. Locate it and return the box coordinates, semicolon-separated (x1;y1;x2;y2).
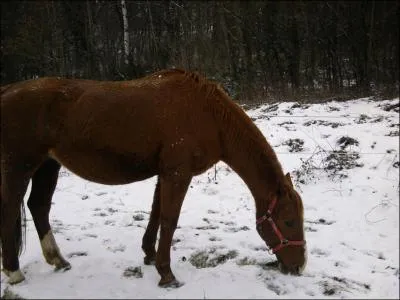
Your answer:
121;0;130;66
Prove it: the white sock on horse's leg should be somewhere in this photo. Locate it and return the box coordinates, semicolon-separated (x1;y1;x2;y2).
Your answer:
40;230;71;270
3;268;25;284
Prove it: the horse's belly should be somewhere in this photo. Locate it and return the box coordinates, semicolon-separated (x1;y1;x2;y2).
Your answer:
49;148;157;185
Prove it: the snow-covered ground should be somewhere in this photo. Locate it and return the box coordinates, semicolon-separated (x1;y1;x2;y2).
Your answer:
1;97;399;299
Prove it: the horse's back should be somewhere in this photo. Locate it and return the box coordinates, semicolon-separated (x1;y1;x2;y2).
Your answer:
1;71;222;183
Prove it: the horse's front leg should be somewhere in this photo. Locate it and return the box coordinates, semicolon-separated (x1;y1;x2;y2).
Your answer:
155;172;191;288
142;177;161;265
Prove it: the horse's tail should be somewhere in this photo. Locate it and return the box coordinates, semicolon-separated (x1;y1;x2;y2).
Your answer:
0;86;26;257
0;170;26;257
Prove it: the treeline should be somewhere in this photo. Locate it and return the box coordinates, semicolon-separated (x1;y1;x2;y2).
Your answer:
1;1;399;103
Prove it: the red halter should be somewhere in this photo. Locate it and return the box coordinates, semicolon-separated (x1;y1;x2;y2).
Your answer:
256;197;305;254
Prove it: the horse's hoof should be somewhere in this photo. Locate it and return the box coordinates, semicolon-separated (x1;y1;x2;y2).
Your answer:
144;256;156;265
158;278;184;288
54;261;71;272
4;269;25;285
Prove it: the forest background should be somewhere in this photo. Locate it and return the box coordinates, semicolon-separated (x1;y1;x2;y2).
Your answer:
1;0;398;104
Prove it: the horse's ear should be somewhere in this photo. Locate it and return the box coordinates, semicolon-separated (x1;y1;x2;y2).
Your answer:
285;172;293;187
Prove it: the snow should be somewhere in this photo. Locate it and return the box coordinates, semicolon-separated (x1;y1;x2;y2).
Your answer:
1;97;399;299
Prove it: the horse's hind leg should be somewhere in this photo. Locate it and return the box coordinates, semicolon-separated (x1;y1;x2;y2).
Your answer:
1;167;31;284
27;159;70;271
142;176;161;265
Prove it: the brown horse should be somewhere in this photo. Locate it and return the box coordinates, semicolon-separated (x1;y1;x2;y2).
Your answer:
0;69;306;288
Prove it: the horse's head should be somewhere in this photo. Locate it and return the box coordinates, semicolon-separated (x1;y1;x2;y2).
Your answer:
256;172;307;275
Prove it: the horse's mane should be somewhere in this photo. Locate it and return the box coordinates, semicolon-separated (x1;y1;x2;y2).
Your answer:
141;68;282;183
161;69;286;185
151;69;274;153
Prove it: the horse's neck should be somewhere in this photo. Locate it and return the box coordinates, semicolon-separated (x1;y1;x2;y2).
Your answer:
215;99;284;216
223;143;283;215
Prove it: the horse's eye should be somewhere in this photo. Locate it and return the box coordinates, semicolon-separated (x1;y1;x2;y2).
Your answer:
284;220;295;227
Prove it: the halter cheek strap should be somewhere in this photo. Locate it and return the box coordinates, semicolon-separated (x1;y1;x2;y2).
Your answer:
256;197;305;254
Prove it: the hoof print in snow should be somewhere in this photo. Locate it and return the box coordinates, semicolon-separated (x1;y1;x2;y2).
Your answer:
93;212;107;217
202;217;210;223
67;251;88;258
203;187;218;196
133;213;145;221
172;238;181;245
107;244;126;253
196;225;219;230
224;225;250;232
305;226;317;232
84;233;98;238
334;261;349;268
220;221;236;226
107;207;118;214
378;253;386;260
311;248;329;257
317;218;334;225
95;192;107;196
306;218;335;226
123;266;143;279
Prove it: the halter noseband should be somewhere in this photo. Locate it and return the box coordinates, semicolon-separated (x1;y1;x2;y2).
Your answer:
256;197;305;254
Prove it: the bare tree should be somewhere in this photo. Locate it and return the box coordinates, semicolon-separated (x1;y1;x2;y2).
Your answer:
121;0;130;67
1;0;398;103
